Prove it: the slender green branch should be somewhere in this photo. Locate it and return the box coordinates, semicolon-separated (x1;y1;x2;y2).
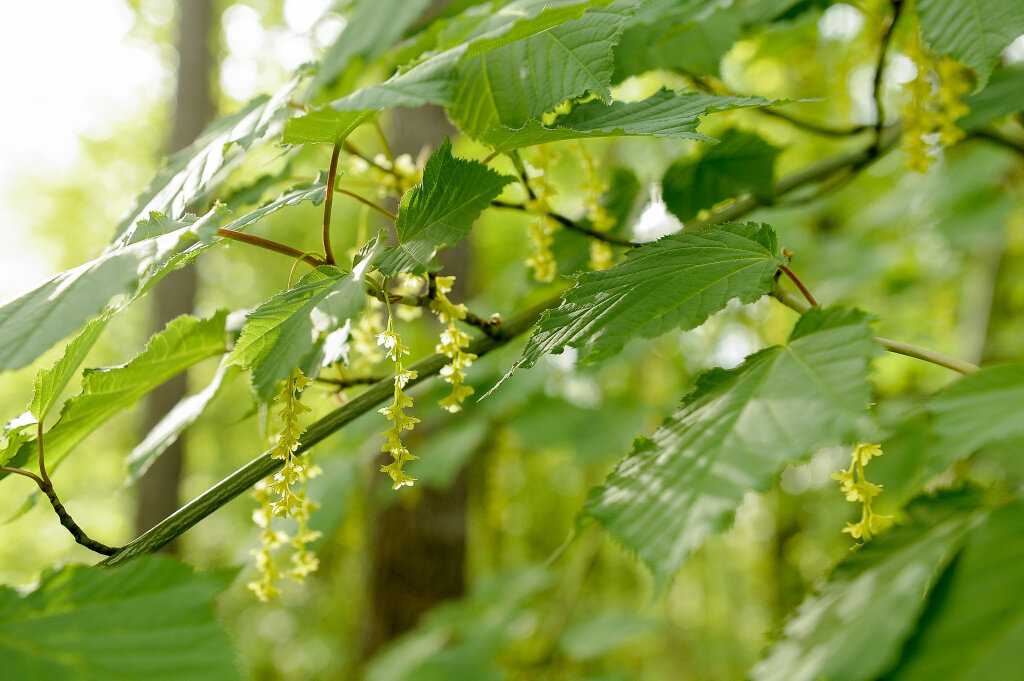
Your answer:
216;229;326;267
970;129;1024;157
314;375;386;388
0;466;44;486
100;296;559;566
772;286;979;375
323;142;342;265
335;186;399;221
373;120;394;162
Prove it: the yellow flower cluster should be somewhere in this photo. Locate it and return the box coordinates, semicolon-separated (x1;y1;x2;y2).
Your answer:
577;143;615;271
377;310;420;489
831;443;894;541
524;146;559;283
248;368;322;601
901;28;971;172
430;275;477;413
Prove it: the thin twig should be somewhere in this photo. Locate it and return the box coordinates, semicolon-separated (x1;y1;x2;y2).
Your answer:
216;229;326;267
368;281;505;340
335;187;399;221
373;120;393;162
779;264;819;307
871;0;904;154
772;286;979;375
490;201;640;247
314;375;387;388
970;129;1024;157
344;140;398;177
323;142;342;265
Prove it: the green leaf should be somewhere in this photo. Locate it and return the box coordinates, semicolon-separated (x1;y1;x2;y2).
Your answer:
29;317;108;422
958;65;1024;132
462;0;614;57
113;76;301;245
228;266;367;401
2;313;227;480
0;556;241;681
508;223;784;374
924;363;1024;473
480;89;773;152
750;493;986;681
662;130;781;222
885;499;1024;681
586;306;879;582
0;220;206;373
307;0;435;97
282;107;373;145
377;138;513;275
449;2;633;139
917;0;1024;90
124;362;231;486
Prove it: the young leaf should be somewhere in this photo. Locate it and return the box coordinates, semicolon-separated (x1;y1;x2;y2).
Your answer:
884;499;1024;681
662;130;781;223
449;2;633;138
124;362;231;486
750;493;987;681
508;222;784;376
282;108;373;145
0;221;204;373
29;317;108;422
586;306;879;582
113;76;301;245
227;266;366;401
376;138;513;275
0;556;241;681
924;363;1024;473
916;0;1024;90
1;313;228;479
480;89;772;152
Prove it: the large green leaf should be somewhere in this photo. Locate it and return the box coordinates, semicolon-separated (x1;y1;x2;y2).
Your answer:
326;1;625;114
917;0;1024;90
29;317;108;422
924;363;1024;473
0;556;241;681
480;89;772;152
662;130;781;223
958;65;1024;132
124;362;231;486
586;306;879;582
449;2;633;138
307;0;435;97
885;499;1024;681
113;77;300;245
377;138;513;275
507;223;784;376
751;493;987;681
1;313;227;480
228;265;366;401
0;218;210;373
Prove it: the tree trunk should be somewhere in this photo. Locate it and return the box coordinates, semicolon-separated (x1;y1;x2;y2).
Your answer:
134;0;217;541
361;101;473;656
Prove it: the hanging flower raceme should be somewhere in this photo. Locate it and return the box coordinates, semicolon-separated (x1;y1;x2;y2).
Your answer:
377;304;420;489
900;25;971;172
248;368;322;601
577;143;616;271
430;275;477;413
524;146;559;283
831;443;893;541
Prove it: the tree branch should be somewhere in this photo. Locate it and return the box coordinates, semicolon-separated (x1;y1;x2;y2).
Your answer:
216;228;326;267
100;297;558;566
490;201;640;247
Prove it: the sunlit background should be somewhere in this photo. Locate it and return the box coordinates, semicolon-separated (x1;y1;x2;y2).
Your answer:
1;2;1023;679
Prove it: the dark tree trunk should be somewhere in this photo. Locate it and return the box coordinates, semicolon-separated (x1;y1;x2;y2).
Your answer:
361;100;474;656
134;0;217;542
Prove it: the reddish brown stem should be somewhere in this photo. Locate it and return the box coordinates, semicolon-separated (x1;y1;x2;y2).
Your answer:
323;142;342;265
217;228;326;267
335;187;398;221
779;265;819;307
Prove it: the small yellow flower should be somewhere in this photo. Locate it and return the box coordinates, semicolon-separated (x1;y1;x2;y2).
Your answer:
377;303;419;489
833;443;893;542
430;275;478;413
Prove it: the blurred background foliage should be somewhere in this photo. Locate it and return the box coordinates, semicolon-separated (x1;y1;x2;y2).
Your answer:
0;0;1022;679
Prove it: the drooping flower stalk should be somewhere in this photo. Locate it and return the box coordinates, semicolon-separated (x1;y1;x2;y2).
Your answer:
831;443;894;541
377;291;420;489
430;275;478;413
